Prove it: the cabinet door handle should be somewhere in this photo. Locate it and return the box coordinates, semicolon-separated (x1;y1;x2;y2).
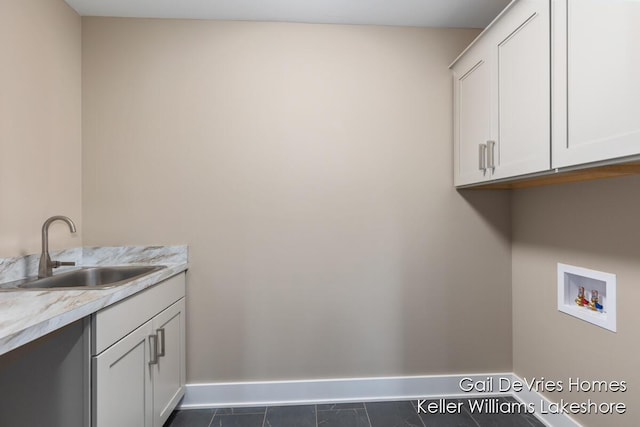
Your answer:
479;143;487;171
486;140;496;170
149;334;159;366
157;328;166;358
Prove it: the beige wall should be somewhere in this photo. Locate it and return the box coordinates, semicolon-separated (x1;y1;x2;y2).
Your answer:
512;176;640;426
0;0;82;257
82;19;512;383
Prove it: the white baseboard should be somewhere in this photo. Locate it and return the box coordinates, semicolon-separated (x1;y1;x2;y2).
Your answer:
179;373;581;427
179;373;511;408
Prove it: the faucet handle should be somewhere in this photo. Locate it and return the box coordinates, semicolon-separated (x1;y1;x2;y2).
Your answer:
51;261;76;268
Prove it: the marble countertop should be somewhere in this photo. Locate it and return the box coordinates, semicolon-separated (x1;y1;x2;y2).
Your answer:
0;246;188;357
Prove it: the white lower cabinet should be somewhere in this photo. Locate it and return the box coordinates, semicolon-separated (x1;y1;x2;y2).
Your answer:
91;273;186;427
93;319;154;427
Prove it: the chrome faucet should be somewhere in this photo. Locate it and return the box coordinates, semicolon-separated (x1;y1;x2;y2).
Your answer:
38;215;77;278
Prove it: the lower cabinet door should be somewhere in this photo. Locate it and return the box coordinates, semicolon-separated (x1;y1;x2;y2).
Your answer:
152;298;186;427
93;320;153;427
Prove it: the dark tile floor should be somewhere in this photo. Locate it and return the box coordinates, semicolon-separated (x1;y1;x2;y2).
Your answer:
164;397;547;427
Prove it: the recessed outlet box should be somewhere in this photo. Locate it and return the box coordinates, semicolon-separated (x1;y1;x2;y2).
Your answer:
557;263;616;332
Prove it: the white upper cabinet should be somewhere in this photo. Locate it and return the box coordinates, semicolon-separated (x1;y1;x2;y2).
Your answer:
490;0;550;180
453;0;640;187
552;0;640;168
452;0;551;186
453;38;493;186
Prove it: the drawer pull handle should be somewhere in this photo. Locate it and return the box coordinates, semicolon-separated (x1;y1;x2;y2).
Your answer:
479;143;487;171
157;328;166;358
149;334;159;366
487;140;496;170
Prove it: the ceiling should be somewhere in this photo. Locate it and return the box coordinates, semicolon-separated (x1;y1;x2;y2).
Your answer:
63;0;511;29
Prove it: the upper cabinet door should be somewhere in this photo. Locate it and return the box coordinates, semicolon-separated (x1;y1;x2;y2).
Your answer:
453;38;493;186
490;0;550;180
553;0;640;168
